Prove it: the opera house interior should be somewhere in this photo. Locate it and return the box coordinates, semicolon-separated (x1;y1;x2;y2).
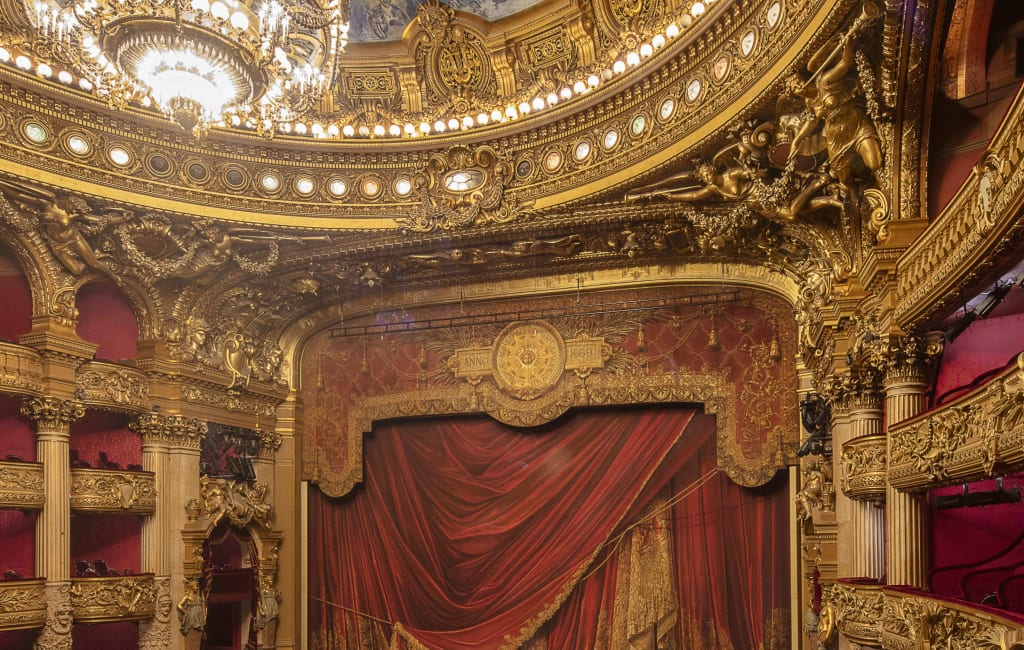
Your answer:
1;0;1024;647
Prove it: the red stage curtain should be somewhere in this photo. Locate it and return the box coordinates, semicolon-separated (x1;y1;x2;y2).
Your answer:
309;407;790;649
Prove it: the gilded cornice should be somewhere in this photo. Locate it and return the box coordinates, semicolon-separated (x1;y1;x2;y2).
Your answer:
896;81;1024;331
0;0;852;227
888;353;1024;492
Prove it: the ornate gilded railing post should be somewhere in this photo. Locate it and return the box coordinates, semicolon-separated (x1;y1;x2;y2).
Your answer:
20;396;84;650
130;412;204;650
846;371;886;581
884;338;934;587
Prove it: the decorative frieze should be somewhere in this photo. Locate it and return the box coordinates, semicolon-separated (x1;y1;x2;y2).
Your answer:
889;354;1024;491
70;574;157;622
0;341;44;396
840;434;887;501
0;460;44;509
0;578;46;631
69;468;156;514
75;361;149;411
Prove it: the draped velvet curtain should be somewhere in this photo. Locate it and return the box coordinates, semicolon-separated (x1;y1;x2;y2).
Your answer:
309;407;790;649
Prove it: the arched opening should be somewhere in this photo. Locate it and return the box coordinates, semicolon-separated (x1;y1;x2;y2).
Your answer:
75;282;139;361
0;241;32;341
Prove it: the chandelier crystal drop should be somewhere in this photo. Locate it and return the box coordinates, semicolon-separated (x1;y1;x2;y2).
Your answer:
28;0;348;134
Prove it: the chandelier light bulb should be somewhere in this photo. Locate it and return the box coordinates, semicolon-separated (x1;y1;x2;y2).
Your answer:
328;124;340;136
626;52;640;66
342;124;355;136
373;124;385;136
640;43;653;57
666;22;680;37
15;56;31;70
447;117;459;130
462;116;474;128
389;124;401;136
613;60;626;74
560;87;572;100
518;101;531;114
652;34;666;48
419;122;430;134
532;97;545;111
491;109;503;122
477;112;489;125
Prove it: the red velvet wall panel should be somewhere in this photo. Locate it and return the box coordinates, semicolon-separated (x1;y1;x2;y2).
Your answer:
934;312;1024;403
0;395;35;461
0;244;31;341
0;630;37;649
0;510;35;578
930;474;1024;570
71;514;142;575
75;283;138;361
70;410;141;468
71;621;139;650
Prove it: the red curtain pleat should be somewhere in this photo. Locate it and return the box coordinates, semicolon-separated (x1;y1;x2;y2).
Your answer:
309;407;790;649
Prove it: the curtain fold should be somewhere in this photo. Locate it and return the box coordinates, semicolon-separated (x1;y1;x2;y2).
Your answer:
309;407;790;650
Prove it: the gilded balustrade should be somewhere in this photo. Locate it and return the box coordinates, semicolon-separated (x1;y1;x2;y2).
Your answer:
0;460;44;509
69;468;157;514
840;433;887;501
0;341;43;397
0;578;47;631
827;579;885;647
889;354;1024;491
75;361;149;412
880;587;1024;649
896;79;1024;330
69;574;156;622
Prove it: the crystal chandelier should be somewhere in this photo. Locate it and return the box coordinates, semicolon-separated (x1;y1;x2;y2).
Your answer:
29;0;348;133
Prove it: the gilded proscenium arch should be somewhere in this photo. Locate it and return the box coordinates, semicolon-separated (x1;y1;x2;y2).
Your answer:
0;0;851;229
286;263;802;498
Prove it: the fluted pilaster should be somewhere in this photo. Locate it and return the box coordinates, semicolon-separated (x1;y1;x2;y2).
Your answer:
885;355;931;587
831;403;855;577
848;389;885;580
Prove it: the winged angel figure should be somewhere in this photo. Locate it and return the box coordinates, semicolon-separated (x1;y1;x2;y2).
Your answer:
0;177;131;276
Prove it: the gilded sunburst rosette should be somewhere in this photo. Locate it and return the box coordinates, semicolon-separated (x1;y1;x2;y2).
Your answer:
492;320;566;400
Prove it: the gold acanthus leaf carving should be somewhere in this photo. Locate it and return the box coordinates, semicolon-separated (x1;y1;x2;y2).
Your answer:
0;460;45;509
69;468;156;513
0;579;47;629
70;575;157;621
840;434;887;501
19;396;84;431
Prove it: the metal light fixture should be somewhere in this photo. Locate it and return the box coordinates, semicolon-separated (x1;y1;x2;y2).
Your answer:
29;0;348;134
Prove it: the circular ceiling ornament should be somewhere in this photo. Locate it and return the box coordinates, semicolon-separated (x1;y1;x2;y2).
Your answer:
64;133;92;156
108;146;133;167
22;121;49;144
492;321;566;401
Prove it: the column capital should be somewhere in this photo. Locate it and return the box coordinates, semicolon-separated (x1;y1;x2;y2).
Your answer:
881;335;941;390
20;396;84;433
825;368;884;415
130;412;205;449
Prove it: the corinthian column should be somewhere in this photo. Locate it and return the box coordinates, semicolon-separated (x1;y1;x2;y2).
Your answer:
846;377;886;580
885;346;932;587
131;412;204;650
21;396;84;650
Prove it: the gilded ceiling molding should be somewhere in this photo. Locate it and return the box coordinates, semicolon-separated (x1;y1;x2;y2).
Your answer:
0;0;851;228
896;83;1024;330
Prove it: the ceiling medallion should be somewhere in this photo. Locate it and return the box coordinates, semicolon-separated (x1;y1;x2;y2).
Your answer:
27;0;350;134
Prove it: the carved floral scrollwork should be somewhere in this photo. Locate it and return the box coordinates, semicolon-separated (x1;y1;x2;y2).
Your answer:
400;145;517;233
0;578;46;631
881;589;1024;650
840;434;886;502
70;575;157;622
0;460;44;509
69;468;156;513
199;475;273;528
76;361;149;410
890;356;1024;491
826;581;884;645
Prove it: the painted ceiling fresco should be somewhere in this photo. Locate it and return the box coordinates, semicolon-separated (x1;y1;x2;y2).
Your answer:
348;0;541;42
